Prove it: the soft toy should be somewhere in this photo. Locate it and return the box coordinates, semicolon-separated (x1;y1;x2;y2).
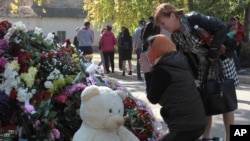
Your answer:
73;85;139;141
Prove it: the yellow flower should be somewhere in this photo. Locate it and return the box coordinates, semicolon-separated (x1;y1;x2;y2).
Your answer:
28;66;38;77
20;67;38;88
5;60;20;71
21;73;33;88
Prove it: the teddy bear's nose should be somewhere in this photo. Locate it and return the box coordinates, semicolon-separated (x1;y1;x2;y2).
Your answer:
116;118;124;126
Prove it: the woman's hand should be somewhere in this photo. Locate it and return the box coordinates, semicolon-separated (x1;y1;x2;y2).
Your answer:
139;53;152;73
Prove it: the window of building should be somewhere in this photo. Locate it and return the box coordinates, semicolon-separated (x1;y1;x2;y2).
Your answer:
57;31;66;43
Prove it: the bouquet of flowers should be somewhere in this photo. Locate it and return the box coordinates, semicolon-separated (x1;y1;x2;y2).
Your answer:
0;20;83;140
0;20;162;141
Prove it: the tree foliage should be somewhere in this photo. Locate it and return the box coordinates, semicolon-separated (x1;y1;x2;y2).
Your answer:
83;0;165;33
190;0;249;22
82;0;250;34
10;0;250;36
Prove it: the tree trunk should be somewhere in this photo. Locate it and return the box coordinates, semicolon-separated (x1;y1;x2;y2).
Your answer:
187;0;194;11
244;2;250;43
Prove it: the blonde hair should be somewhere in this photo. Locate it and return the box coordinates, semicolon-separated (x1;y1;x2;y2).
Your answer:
148;34;176;63
154;3;184;26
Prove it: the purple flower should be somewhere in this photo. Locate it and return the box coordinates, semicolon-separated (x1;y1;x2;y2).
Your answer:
33;120;41;128
0;39;10;55
0;91;9;105
67;83;86;95
0;56;8;68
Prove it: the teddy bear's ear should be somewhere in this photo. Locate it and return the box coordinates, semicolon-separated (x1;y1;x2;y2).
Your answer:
114;90;127;100
81;85;100;101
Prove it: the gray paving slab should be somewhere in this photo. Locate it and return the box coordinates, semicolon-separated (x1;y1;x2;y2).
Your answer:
105;69;250;140
92;56;250;139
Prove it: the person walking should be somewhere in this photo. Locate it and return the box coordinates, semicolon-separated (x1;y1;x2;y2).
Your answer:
139;34;207;141
99;25;117;74
154;3;239;141
132;20;144;80
117;27;126;70
77;21;94;56
120;27;133;76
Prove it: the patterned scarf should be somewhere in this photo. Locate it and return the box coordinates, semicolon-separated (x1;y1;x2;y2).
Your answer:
171;15;218;84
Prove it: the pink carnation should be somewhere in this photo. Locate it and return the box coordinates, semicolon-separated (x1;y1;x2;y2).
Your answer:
24;104;35;113
51;128;60;139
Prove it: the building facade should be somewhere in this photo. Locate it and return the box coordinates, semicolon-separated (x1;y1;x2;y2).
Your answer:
0;0;101;47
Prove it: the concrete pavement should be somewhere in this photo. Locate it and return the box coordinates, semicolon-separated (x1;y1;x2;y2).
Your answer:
92;55;250;139
104;68;250;140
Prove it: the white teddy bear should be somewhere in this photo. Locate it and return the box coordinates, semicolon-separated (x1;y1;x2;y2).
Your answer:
73;85;139;141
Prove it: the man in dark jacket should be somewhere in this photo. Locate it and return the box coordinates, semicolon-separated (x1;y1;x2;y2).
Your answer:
141;16;160;52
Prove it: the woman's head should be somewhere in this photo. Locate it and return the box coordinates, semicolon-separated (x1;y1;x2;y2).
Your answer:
147;34;176;63
101;28;107;34
106;25;112;31
123;27;130;37
154;3;184;33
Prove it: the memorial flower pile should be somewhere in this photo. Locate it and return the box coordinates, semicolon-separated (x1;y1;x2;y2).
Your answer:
0;20;162;141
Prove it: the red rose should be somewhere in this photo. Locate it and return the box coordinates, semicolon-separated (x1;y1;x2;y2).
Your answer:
10;89;18;99
56;94;67;103
123;97;137;109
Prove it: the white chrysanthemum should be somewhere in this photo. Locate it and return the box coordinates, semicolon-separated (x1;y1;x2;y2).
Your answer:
27;92;33;100
47;68;63;80
4;27;15;41
34;27;43;35
47;74;55;80
1;65;20;94
14;37;21;44
53;68;60;74
52;58;57;65
17;87;29;102
3;65;15;78
13;21;28;32
31;89;37;95
44;81;53;89
44;32;54;45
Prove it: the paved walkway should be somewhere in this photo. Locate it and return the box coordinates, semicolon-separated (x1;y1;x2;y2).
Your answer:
92;56;250;139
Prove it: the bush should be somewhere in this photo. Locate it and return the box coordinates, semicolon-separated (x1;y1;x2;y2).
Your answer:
239;42;250;68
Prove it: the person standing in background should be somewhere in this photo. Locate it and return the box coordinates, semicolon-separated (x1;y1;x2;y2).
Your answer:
99;25;117;74
120;27;133;76
228;17;242;72
234;16;244;58
132;20;145;81
117;27;125;71
228;16;244;72
98;28;107;73
77;21;94;56
141;16;160;52
73;27;80;49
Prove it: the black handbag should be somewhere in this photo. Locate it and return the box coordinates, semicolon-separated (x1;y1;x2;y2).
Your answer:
200;79;238;116
199;60;238;116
